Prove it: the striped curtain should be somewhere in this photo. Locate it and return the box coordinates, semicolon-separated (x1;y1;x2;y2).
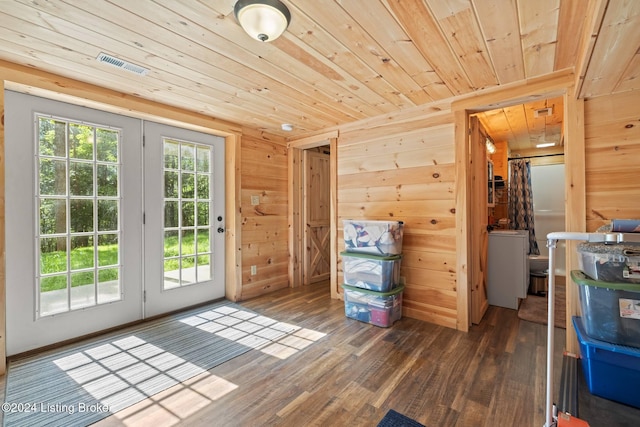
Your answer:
508;159;540;255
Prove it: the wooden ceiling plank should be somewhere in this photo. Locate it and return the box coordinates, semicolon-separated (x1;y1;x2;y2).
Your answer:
581;1;640;97
337;0;453;101
505;104;529;150
0;12;333;133
614;50;640;93
146;0;395;116
108;0;387;121
554;0;590;70
424;0;498;90
476;108;515;144
471;0;525;84
287;1;431;107
383;0;474;96
517;0;560;78
69;0;378;125
4;1;357;129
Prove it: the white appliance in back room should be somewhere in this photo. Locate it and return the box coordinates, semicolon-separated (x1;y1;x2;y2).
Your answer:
488;230;529;310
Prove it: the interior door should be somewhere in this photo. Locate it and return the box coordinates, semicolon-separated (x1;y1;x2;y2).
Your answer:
303;149;330;284
143;121;225;317
5;91;143;356
470;116;490;323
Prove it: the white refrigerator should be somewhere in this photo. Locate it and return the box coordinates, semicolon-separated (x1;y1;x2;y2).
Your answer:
487;230;529;310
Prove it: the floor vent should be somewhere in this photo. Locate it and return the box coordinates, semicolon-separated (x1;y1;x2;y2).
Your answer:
96;53;148;76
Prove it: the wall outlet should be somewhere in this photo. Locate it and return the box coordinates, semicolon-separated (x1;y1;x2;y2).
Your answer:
251;195;260;206
250;265;257;275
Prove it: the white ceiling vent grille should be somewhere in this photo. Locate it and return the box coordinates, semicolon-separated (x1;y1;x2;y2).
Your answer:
96;53;148;76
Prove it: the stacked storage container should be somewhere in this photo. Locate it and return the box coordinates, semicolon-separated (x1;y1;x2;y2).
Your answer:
341;220;404;327
572;223;640;408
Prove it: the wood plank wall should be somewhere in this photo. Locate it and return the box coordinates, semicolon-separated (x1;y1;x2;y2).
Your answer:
584;89;640;231
336;110;459;329
239;128;290;299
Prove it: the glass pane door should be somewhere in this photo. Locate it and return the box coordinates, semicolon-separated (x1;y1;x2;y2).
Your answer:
5;91;143;356
37;117;122;316
143;121;225;318
162;140;213;289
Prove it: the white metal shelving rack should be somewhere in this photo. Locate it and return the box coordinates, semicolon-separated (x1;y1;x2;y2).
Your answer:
544;231;640;427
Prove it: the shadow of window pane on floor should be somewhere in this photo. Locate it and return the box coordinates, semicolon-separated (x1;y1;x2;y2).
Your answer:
51;305;326;425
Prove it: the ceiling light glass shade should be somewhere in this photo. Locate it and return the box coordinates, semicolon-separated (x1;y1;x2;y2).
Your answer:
234;0;291;42
536;142;556;148
486;138;496;154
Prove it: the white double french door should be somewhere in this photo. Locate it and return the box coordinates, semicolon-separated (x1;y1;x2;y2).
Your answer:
5;92;225;356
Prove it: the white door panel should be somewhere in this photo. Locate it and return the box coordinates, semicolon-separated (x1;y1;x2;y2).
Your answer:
143;121;225;317
5;91;143;356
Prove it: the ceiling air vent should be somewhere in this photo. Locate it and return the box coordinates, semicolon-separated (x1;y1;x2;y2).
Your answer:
96;53;148;76
534;107;553;118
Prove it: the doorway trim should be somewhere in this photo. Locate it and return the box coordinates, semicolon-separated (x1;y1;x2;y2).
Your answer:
451;69;585;352
287;131;339;297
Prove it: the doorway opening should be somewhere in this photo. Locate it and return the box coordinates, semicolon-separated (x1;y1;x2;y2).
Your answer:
287;134;338;298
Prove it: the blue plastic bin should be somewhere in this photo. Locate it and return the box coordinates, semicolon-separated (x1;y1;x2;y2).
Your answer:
573;316;640;408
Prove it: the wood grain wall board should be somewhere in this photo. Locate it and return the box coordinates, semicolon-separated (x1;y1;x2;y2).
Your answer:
239;276;290;300
402;234;457;254
338;182;454;202
241;226;289;244
392;217;457;235
403;268;457;292
241;190;288;206
337;164;457;187
337;148;455;175
241;177;287;193
402;304;458;329
338;200;456;219
402;250;457;273
402;285;458;310
240;131;290;300
337;124;454;157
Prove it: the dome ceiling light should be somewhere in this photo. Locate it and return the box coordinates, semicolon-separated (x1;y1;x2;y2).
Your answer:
233;0;291;42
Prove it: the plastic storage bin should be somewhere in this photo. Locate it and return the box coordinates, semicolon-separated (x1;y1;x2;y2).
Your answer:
341;251;401;292
577;241;640;283
342;284;403;327
572;270;640;348
573;316;640;408
343;219;404;256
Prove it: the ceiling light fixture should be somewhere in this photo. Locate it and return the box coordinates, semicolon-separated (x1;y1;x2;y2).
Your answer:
234;0;291;42
486;137;496;154
536;142;556;148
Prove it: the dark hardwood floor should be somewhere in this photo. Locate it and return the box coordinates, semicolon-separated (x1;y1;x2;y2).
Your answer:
4;281;639;426
98;281;564;427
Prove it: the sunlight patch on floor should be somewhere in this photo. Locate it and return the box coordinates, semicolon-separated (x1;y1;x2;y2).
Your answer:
180;305;327;360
